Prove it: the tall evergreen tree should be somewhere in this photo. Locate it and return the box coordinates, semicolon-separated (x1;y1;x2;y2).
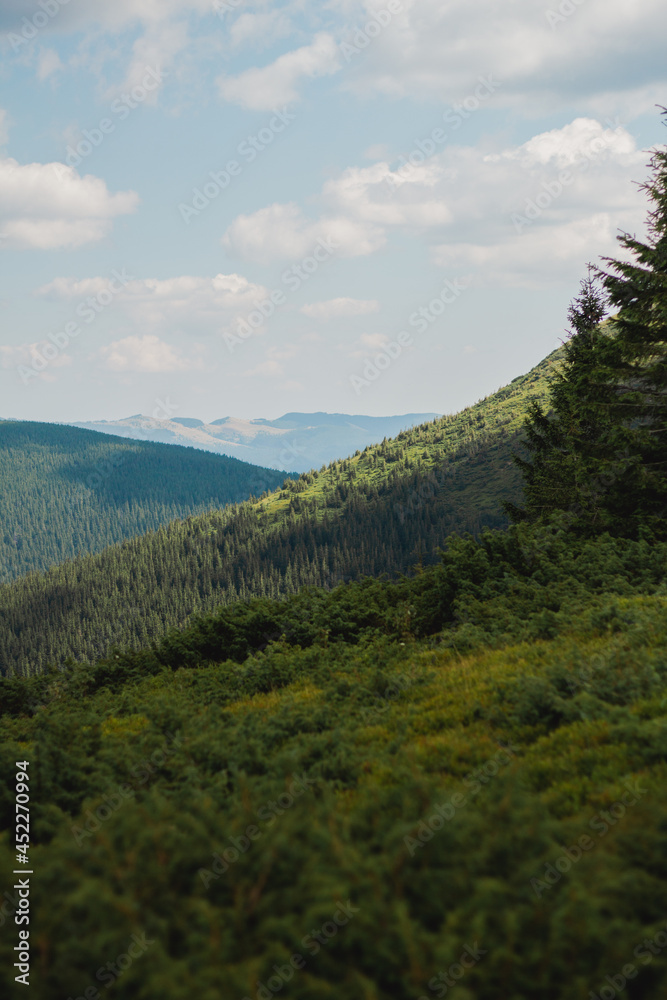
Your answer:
510;115;667;538
596;109;667;534
505;268;621;530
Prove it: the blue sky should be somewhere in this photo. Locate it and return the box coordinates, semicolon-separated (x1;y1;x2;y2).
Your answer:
1;0;666;423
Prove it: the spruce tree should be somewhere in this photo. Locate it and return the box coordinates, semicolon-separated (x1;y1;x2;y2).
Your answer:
510;113;667;537
505;268;619;530
597;110;667;534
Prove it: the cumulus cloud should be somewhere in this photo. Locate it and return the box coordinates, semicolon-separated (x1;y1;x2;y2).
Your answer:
428;118;648;285
222;201;384;263
36;271;272;332
0;159;138;249
301;297;380;320
223;116;649;283
101;22;186;101
221;157;454;263
2;0;665;116
334;0;667;114
98;334;203;373
217;32;341;110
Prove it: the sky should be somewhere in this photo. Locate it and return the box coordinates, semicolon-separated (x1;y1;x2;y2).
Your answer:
0;0;666;424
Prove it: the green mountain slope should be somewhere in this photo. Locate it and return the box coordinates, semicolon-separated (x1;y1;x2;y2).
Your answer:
0;348;562;675
1;523;666;998
0;421;288;585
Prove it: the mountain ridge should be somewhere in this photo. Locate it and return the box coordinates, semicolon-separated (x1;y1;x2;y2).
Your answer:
66;411;442;472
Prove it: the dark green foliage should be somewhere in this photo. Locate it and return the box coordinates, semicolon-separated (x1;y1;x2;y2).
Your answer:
0;421;288;583
1;521;667;997
506;272;629;531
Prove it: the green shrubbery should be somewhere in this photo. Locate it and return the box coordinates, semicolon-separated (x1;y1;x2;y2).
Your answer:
1;520;667;996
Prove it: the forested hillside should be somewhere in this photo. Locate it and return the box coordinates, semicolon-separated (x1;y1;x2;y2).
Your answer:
0;348;561;675
0;422;288;584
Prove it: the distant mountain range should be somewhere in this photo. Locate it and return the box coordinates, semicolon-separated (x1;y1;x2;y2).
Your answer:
67;412;442;472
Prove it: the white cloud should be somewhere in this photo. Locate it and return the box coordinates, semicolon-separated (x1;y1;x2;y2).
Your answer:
486;117;637;169
0;0;207;96
224;117;649;283
98;334;203;373
0;159;138;249
427;118;648;285
36;271;272;331
333;0;667;115
2;0;665;117
0;110;8;147
301;297;380;320
222;201;384;263
221;155;456;263
323;161;450;227
101;22;186;101
217;32;341;110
